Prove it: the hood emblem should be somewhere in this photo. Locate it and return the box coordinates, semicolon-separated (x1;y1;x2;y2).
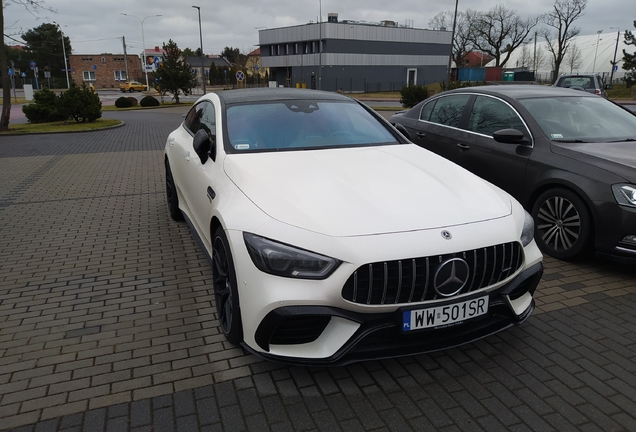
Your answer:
441;230;452;240
434;258;470;297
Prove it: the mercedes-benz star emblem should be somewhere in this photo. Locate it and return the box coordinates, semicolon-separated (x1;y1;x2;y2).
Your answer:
441;230;452;240
434;258;470;297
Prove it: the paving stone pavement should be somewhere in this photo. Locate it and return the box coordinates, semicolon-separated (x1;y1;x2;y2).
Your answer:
1;107;636;431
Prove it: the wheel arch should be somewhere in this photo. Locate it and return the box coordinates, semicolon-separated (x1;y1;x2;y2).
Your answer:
527;180;597;249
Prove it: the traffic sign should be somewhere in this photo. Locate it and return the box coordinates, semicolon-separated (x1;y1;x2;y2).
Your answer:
8;68;13;76
93;65;97;70
236;71;245;81
30;61;36;70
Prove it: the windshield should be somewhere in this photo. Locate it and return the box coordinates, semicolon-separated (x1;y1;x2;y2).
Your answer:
520;96;636;142
225;100;399;151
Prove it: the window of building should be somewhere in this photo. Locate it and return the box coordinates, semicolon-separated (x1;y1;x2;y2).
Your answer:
270;45;275;56
82;71;96;81
101;57;106;64
114;70;127;81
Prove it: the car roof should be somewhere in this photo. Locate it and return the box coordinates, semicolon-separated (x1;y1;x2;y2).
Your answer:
217;88;353;105
442;84;597;100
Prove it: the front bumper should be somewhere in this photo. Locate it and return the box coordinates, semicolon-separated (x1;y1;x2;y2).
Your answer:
594;201;636;263
244;262;543;366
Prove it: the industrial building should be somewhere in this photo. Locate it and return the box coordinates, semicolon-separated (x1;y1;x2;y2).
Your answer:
258;13;452;92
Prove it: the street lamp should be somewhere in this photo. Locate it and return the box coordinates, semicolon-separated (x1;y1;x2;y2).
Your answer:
592;30;602;73
609;27;621;85
192;6;206;94
318;0;322;90
52;21;70;89
447;0;459;85
121;13;162;90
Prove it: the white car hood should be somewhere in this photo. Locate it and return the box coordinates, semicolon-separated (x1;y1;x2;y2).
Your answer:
223;145;511;237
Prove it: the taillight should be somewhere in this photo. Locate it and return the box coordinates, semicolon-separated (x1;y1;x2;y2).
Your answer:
595;89;601;95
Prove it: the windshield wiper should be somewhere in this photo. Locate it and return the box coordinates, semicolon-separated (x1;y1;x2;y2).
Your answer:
553;139;588;143
606;138;636;143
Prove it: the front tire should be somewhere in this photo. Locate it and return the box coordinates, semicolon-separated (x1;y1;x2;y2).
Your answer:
532;188;592;260
129;88;135;93
165;159;183;221
212;226;243;345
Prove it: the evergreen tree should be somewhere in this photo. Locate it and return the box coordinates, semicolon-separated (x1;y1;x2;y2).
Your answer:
153;39;197;103
622;21;636;88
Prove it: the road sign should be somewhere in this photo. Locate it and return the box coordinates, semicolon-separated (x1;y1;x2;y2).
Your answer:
614;65;619;71
255;64;259;70
236;71;245;81
21;72;27;78
8;68;13;76
93;65;97;70
30;61;36;70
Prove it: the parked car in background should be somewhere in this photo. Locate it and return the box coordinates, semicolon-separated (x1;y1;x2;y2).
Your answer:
164;88;543;365
553;74;608;98
390;85;636;263
119;81;147;92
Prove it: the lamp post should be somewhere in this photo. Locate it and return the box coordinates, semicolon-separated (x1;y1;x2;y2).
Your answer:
192;6;206;94
592;30;602;73
609;27;620;85
447;0;459;85
52;21;70;89
121;13;162;91
318;0;322;90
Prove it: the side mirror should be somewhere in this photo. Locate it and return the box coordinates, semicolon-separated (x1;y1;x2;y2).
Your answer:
393;123;411;140
492;128;526;144
193;128;216;163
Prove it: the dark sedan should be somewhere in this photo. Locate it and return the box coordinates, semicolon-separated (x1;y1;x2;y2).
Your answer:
390;85;636;262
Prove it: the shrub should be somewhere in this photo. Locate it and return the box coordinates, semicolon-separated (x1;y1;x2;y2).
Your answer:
56;83;102;123
115;96;134;108
21;87;66;123
399;84;429;108
140;95;160;107
127;97;139;107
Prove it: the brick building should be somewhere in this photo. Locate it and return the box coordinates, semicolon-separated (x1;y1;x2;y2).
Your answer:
68;54;143;89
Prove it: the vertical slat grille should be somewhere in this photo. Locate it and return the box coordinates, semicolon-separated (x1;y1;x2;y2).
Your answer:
342;242;524;305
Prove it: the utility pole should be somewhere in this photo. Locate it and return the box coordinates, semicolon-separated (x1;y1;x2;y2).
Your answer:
609;27;620;85
122;36;129;82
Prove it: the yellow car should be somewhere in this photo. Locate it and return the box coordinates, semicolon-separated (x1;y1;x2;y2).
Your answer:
119;81;147;92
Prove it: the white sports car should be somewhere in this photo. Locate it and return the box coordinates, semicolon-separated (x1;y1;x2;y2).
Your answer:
164;88;543;365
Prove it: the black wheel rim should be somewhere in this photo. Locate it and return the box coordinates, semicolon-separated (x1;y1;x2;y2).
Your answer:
213;236;233;334
537;196;581;252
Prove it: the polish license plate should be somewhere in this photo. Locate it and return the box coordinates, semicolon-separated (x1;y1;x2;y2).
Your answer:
402;296;489;331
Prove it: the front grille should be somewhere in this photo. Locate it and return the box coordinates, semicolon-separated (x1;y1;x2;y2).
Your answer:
342;242;523;305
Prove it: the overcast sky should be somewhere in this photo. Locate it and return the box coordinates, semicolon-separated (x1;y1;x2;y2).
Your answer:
3;0;633;57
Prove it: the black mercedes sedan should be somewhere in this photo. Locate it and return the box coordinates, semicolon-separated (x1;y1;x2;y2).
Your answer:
390;85;636;262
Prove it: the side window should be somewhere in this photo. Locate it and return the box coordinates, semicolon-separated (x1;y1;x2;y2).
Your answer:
467;96;528;137
199;102;216;137
419;100;435;121
184;103;205;134
429;95;471;128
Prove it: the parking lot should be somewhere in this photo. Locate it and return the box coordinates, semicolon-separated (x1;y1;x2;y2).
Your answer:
1;106;636;431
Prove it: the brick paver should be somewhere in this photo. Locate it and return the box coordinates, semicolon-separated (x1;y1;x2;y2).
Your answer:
1;107;636;431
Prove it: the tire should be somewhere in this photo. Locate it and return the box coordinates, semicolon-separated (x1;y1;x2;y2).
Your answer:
165;159;183;221
129;88;134;93
212;226;243;345
532;188;592;260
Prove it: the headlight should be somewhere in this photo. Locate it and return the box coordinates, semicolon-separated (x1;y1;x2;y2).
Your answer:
613;184;636;208
521;210;534;247
243;233;341;279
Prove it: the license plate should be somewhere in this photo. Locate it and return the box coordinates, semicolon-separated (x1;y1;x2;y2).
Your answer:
402;296;489;331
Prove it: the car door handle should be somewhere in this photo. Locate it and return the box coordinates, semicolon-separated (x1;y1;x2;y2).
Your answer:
457;143;471;151
207;186;216;202
183;151;190;162
416;132;426;139
169;137;175;146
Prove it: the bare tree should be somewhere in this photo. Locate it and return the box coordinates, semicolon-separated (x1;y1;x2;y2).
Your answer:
564;42;583;73
429;10;472;70
1;0;54;131
467;5;539;67
540;0;588;81
519;44;533;68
